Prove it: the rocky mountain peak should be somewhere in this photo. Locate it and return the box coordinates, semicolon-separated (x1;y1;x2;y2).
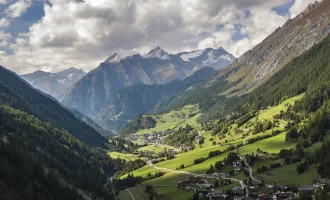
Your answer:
105;53;121;63
147;47;169;59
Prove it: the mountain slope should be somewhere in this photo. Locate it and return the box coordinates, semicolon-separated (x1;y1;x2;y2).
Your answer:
0;65;106;146
153;0;330;122
21;67;86;99
203;27;330;123
243;33;330;110
213;0;330;96
69;108;114;137
0;105;116;199
95;67;216;131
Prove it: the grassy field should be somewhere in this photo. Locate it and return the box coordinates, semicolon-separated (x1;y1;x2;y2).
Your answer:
136;105;200;135
108;152;142;161
117;189;132;200
138;144;177;154
258;93;304;121
239;132;296;154
257;163;319;185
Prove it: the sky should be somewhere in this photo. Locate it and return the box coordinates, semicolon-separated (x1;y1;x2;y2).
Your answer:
0;0;317;74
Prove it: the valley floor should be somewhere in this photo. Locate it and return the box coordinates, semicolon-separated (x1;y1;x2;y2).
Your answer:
113;94;326;200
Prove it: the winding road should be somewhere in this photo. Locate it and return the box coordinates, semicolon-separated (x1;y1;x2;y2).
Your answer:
140;137;260;198
126;188;135;200
147;160;249;196
244;159;261;184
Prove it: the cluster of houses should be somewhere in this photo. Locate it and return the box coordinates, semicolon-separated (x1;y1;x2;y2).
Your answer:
125;130;175;145
233;179;328;200
124;128;199;154
176;173;328;199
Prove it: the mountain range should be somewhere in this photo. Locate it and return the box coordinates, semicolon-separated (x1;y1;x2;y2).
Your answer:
21;67;86;99
95;67;216;131
59;47;234;131
20;0;330;134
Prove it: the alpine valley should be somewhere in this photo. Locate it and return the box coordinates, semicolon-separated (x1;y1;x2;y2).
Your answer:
3;0;330;200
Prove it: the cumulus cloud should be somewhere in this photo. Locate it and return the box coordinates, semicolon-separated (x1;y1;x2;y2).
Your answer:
5;0;32;19
198;7;288;56
0;31;11;47
0;0;7;4
0;0;316;74
0;18;10;28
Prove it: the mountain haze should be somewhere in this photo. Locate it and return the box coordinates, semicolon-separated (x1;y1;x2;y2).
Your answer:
21;67;86;99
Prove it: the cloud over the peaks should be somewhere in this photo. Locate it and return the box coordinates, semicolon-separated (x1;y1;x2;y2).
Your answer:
0;0;317;74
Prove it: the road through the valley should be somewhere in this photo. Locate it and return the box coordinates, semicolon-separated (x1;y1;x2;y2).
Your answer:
126;188;136;200
146;160;248;196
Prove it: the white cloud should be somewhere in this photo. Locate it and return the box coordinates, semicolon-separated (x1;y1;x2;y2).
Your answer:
0;0;7;5
0;18;10;28
198;8;288;56
0;0;314;74
0;31;11;48
5;0;32;19
290;0;316;18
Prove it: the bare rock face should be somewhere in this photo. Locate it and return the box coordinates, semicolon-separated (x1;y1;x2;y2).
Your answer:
216;0;330;95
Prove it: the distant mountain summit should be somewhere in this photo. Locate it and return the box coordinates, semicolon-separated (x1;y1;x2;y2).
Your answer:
21;67;86;99
105;53;121;63
178;47;236;70
147;47;170;59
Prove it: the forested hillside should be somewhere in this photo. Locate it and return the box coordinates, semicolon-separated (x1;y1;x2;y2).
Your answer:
0;105;116;199
0;66;106;146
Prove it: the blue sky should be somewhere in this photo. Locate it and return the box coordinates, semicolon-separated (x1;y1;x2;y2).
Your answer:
0;0;316;73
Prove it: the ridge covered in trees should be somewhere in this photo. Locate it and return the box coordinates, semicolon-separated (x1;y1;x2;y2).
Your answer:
0;105;118;199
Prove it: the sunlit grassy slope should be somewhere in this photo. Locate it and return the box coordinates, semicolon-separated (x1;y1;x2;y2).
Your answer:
136;105;200;135
108;152;141;161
